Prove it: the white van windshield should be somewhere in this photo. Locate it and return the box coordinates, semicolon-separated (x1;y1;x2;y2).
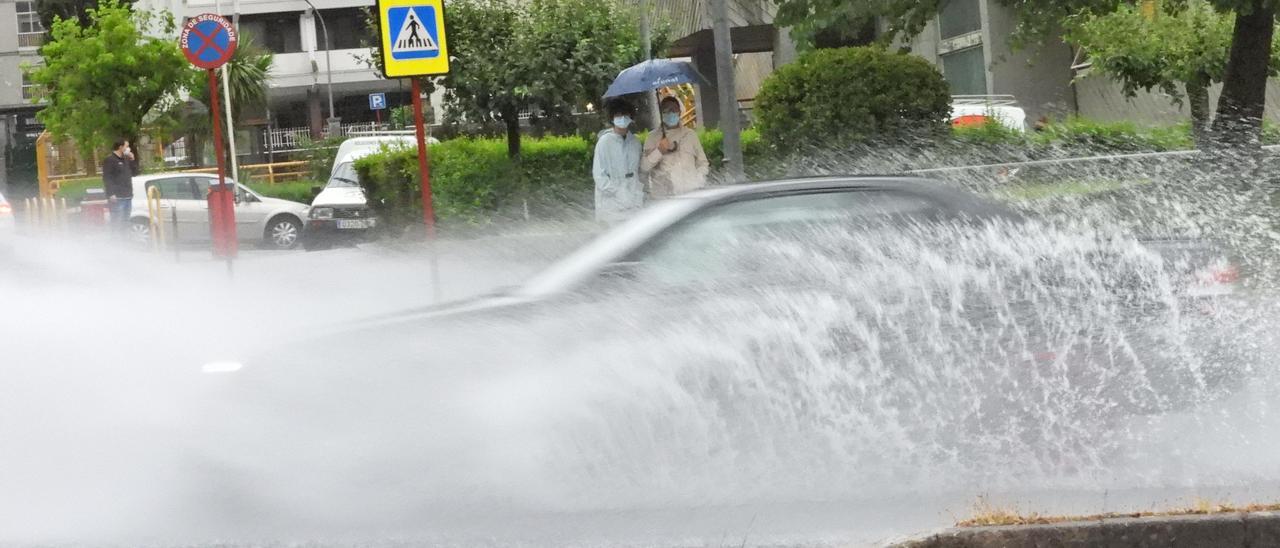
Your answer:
327;162;360;188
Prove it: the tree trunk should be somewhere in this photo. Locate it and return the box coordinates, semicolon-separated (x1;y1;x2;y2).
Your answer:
1188;76;1212;150
187;132;202;167
1210;0;1275;147
503;108;522;159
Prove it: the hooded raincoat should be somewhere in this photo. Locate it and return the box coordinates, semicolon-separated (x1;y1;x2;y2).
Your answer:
593;128;644;222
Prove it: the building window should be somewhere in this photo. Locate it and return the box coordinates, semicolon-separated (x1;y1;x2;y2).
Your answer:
939;0;982;39
16;1;46;48
314;8;366;50
941;46;988;95
239;12;303;54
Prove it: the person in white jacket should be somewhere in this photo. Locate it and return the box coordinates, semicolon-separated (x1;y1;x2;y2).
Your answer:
593;99;644;223
642;96;709;198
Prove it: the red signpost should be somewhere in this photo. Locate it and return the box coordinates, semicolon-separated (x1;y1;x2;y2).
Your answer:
411;78;435;236
377;0;450;235
378;0;450;298
179;14;239;263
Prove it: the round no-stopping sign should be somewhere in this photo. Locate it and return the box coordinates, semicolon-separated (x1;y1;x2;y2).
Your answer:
180;13;237;69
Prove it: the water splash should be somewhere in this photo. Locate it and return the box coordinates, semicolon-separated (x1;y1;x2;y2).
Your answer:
2;153;1279;547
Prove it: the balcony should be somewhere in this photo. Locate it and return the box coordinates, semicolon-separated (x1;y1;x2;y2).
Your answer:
267;49;382;88
18;32;45;49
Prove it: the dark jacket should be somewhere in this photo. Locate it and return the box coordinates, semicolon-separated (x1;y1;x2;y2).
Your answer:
102;153;134;199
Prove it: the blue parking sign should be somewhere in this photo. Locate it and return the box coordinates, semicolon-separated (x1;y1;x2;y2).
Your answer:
369;93;387;110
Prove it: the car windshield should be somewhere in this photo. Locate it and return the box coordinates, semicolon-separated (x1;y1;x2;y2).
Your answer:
625;190;941;288
517;189;942;296
327;162;360;188
515;197;710;297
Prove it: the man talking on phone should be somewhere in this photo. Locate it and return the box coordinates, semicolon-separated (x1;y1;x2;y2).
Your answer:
102;139;136;234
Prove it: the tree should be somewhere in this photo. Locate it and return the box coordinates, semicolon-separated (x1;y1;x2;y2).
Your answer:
773;0;1280;146
442;0;650;158
754;47;951;149
1210;0;1276;146
1062;1;1277;147
29;0;187;164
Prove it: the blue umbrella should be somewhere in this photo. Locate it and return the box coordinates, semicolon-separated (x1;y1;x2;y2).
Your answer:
603;59;710;98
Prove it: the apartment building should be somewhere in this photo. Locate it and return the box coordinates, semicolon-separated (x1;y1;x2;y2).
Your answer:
900;0;1078;125
0;0;45;195
141;0;444;156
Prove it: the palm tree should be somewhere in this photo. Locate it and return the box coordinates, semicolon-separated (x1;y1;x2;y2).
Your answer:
182;37;273;166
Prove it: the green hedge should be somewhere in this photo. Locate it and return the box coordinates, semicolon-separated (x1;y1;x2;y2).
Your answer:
248;181;318;204
1031;117;1193;152
699;128;767;168
949;117;1196;154
354;136;594;228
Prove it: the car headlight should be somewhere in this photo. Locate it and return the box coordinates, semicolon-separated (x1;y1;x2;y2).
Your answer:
310;207;334;220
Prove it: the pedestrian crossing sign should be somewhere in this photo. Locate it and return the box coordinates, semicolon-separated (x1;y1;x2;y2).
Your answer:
378;0;450;78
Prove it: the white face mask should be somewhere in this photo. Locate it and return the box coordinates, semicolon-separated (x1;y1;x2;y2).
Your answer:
612;115;632;129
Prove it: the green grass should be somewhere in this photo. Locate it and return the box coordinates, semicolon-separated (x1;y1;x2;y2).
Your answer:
993;178;1150;201
54;177;103;204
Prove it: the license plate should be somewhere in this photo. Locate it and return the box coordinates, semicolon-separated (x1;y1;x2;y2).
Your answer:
337;220;369;229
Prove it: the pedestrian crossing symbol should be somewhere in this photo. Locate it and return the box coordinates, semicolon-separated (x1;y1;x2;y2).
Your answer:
390;7;438;56
378;0;450;77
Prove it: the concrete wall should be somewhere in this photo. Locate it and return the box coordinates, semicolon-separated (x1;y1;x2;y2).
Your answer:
982;1;1077;124
0;55;25;111
0;0;18;53
1076;74;1280;126
0;0;28;112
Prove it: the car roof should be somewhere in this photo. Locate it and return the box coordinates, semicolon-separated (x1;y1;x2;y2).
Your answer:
682;175;1014;215
335;136;417;162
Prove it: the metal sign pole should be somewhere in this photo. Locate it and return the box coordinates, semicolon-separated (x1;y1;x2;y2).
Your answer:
411;79;435;232
208;68;237;272
378;0;450;299
412;78;440;301
181;13;239;270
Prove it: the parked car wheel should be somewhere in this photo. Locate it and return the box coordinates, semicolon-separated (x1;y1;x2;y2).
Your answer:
130;218;151;244
265;215;302;250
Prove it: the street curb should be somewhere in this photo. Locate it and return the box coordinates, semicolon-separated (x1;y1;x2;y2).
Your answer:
890;511;1280;548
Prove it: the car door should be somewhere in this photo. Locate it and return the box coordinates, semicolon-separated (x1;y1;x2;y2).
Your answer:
193;176;248;241
144;177;204;241
233;184;273;239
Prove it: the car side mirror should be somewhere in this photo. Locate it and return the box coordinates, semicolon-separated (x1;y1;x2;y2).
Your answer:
311;185;323;199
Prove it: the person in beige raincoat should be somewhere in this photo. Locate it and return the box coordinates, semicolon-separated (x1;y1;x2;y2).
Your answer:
642;96;709;198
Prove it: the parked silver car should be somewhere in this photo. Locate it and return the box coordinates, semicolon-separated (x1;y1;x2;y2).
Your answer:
128;173;310;250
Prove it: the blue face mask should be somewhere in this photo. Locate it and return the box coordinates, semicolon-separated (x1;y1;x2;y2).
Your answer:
612;115;632;129
663;112;681;128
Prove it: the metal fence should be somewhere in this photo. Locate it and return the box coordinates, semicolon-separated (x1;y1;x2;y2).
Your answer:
264;122;408;153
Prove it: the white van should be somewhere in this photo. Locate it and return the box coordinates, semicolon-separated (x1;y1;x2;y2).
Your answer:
950;95;1028;132
304;134;437;249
